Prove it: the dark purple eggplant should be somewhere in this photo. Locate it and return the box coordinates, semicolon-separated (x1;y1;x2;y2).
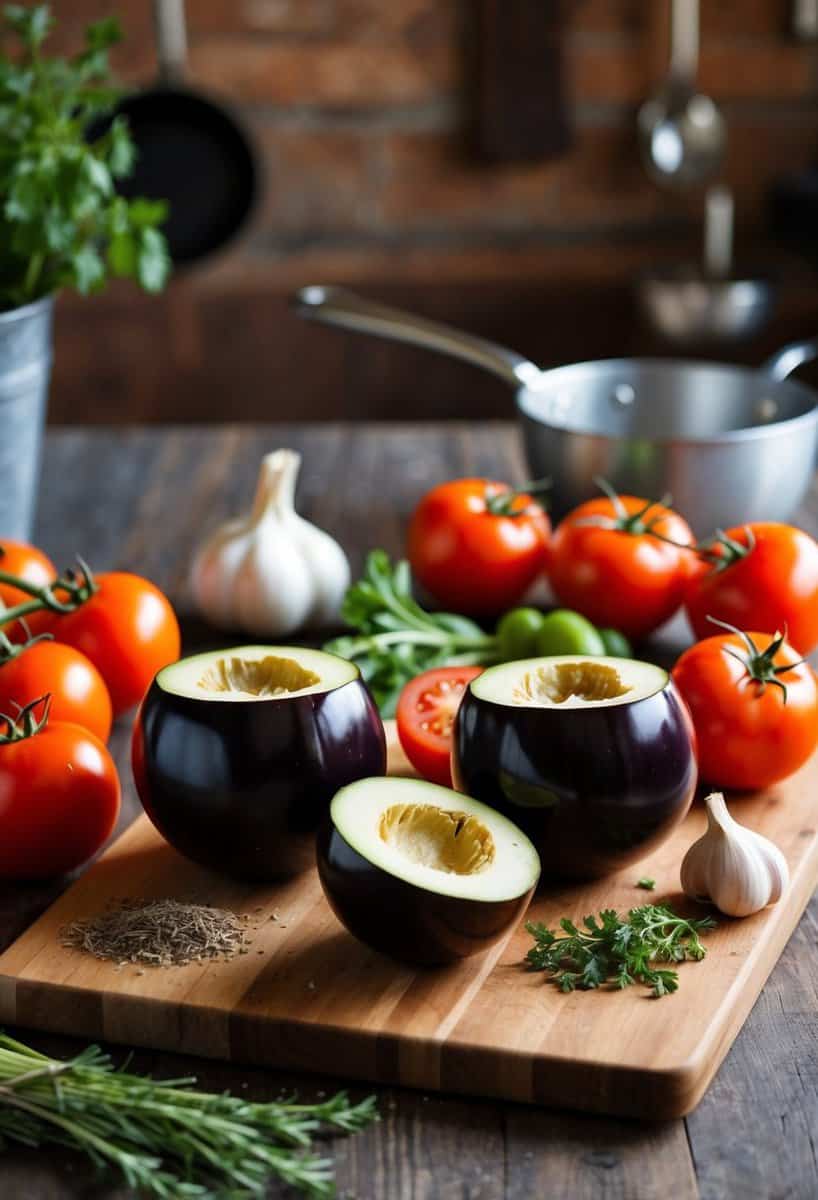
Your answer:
317;776;540;965
132;646;386;881
453;655;697;881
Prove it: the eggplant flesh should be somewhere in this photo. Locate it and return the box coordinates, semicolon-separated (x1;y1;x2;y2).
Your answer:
454;661;697;880
317;822;535;965
316;776;540;966
133;658;386;882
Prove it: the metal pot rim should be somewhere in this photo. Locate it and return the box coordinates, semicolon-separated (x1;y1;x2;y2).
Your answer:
516;356;818;448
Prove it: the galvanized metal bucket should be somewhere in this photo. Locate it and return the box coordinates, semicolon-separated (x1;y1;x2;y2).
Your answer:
0;295;53;540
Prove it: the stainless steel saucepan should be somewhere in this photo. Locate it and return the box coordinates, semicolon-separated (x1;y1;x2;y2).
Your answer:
294;285;818;534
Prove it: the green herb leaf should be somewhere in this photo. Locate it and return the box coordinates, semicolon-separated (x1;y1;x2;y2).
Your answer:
4;5;53;49
71;242;105;293
105;115;135;176
82;152;112;196
0;5;169;307
5;169;39;221
324;549;497;716
107;230;137;276
525;903;715;998
637;877;656;891
128;196;169;228
136;224;171;292
84;15;121;52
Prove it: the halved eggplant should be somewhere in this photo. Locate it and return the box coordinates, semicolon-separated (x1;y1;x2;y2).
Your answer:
132;646;386;881
453;655;697;880
317;776;540;965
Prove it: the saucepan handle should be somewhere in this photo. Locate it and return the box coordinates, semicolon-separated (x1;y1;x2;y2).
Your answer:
153;0;187;84
670;0;700;82
762;337;818;382
292;285;542;390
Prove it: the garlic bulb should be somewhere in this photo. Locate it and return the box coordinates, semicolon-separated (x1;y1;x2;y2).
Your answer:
190;449;350;636
680;792;789;917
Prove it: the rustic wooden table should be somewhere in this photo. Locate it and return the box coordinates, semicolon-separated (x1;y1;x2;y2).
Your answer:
1;424;816;1200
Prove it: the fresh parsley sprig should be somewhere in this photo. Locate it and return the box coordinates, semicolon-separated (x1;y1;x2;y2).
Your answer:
0;5;170;307
525;904;716;998
324;549;499;716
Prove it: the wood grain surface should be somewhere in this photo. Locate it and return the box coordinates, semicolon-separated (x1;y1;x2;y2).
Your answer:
0;424;816;1198
2;721;817;1120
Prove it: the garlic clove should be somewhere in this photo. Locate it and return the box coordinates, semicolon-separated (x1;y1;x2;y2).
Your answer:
292;513;351;626
190;521;250;630
707;830;774;917
680;791;789;918
234;536;314;637
753;834;789;907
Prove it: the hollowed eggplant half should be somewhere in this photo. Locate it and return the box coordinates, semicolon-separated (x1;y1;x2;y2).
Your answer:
132;646;386;881
317;776;540;965
453;655;697;881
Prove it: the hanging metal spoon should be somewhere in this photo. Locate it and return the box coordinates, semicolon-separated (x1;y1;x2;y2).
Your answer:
637;186;774;343
638;0;726;188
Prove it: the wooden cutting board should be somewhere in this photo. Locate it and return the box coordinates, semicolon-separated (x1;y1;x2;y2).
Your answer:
1;723;817;1119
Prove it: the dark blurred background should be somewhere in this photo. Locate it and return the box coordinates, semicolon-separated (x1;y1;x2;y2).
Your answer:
49;0;818;423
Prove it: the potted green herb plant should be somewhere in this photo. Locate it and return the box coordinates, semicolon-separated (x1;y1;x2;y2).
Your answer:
0;4;169;538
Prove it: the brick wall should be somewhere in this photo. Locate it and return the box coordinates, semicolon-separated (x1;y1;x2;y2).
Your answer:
46;1;818;422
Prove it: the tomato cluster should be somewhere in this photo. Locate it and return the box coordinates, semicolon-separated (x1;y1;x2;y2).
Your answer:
407;477;818;653
0;539;180;879
404;476;818;794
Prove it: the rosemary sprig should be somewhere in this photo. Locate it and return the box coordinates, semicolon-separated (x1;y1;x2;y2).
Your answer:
0;1033;377;1197
525;904;716;998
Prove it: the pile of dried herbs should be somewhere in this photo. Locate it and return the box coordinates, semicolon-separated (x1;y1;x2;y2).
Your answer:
60;899;251;968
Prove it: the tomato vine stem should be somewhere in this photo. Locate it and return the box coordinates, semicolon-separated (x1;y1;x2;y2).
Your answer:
0;693;51;743
484;477;551;518
708;615;805;703
0;558;98;631
572;478;689;548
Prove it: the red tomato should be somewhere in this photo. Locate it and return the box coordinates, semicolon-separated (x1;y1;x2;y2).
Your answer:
407;478;550;615
685;523;818;656
0;640;112;742
0;540;56;638
547;493;696;639
396;666;483;787
672;629;818;791
38;572;180;715
0;700;120;878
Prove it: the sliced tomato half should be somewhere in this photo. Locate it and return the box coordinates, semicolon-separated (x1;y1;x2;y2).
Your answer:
396;666;483;787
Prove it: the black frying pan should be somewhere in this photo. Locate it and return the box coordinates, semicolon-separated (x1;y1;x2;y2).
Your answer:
106;0;257;265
